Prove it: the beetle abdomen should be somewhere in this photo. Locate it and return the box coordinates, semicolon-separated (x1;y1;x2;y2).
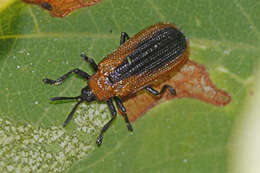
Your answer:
108;27;187;83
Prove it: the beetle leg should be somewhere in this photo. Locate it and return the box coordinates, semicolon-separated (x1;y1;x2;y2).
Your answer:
114;97;133;131
43;68;90;85
80;53;98;72
96;98;117;146
120;32;130;45
145;85;176;96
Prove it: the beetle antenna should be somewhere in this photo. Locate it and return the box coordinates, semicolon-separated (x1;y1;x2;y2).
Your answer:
63;99;84;127
50;96;84;127
50;96;81;101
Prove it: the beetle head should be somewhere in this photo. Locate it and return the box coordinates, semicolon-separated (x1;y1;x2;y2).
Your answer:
80;86;96;102
50;85;96;127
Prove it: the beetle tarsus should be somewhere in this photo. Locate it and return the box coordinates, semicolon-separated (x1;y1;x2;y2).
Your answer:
97;116;116;146
127;122;133;131
145;85;177;96
43;78;58;85
123;114;133;131
96;135;103;146
96;99;117;146
120;32;130;45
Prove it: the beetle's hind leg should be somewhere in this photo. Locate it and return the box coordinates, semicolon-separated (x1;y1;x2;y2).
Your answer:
120;32;130;45
145;85;177;96
114;97;133;131
96;98;117;146
43;68;90;85
81;53;98;72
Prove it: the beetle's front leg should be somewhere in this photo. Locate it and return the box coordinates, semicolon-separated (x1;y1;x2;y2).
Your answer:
96;98;117;146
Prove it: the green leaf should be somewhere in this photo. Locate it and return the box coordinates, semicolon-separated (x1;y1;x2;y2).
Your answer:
0;0;259;172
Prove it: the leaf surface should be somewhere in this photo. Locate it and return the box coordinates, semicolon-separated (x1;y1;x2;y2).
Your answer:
0;0;259;172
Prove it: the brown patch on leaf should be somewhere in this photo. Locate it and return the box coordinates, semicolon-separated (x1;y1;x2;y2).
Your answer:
120;60;231;122
22;0;102;17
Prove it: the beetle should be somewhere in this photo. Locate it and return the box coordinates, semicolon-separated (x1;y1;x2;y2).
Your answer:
43;23;188;146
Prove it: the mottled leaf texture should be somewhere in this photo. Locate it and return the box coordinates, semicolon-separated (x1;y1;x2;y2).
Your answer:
0;0;259;173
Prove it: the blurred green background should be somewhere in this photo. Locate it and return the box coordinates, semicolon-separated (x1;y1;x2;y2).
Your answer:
0;0;259;172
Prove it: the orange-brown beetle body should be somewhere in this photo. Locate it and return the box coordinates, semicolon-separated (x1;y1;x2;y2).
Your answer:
43;23;188;146
90;23;188;100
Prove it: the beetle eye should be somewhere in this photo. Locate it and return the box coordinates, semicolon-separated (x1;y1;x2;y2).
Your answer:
81;87;90;95
41;2;52;11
